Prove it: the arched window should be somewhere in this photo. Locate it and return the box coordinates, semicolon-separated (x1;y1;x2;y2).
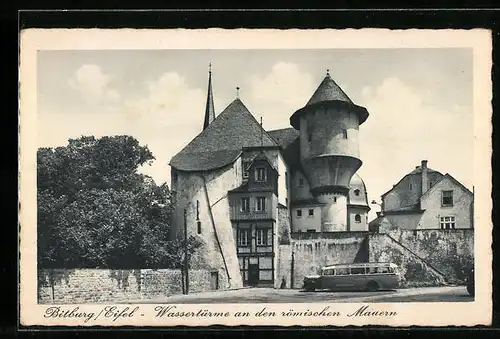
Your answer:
355;214;361;223
342;129;348;139
354;189;360;196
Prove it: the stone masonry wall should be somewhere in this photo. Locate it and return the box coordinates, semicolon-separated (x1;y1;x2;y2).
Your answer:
382;229;474;283
288;232;368;288
38;269;213;304
368;234;447;288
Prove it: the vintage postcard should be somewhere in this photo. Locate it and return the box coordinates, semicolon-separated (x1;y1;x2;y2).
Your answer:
19;28;492;327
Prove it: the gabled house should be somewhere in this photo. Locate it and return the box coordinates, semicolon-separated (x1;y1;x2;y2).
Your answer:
373;160;474;230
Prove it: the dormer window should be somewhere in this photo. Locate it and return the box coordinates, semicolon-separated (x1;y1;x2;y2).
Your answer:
255;167;267;182
242;161;251;179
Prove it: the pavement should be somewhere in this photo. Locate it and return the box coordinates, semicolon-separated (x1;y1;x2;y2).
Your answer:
132;285;473;304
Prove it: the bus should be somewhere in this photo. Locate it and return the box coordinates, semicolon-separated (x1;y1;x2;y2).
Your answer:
302;262;402;292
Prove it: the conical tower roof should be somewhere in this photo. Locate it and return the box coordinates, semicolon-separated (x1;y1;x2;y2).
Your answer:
306;72;353;106
170;98;278;172
290;71;369;129
203;64;216;130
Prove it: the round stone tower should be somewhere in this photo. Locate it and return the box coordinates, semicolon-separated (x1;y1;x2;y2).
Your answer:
290;71;369;232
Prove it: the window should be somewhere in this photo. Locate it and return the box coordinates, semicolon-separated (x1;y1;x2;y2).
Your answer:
256;197;266;212
442;190;454;206
196;200;200;220
240;197;250;212
172;171;178;184
308;133;312;142
351;267;366;275
409;182;413;190
355;214;361;223
298;177;304;186
238;229;249;247
333;197;337;203
255;167;267;182
242;161;251;179
256;228;269;246
354;189;360;196
296;209;302;218
197;220;202;234
308;209;314;217
335;268;349;276
307;229;316;233
440;216;456;230
285;172;288;188
342;129;348;139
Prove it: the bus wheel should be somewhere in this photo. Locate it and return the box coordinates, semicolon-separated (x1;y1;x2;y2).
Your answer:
305;285;315;292
366;281;379;292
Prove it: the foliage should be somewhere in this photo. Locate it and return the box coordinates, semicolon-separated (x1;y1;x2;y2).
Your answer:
37;135;201;269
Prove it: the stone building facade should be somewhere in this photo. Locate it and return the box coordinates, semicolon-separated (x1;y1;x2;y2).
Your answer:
374;160;474;230
169;69;371;289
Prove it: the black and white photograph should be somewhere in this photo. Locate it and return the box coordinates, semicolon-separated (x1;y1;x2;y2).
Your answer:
19;28;492;327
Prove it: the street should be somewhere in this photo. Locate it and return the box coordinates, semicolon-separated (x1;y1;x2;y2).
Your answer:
134;286;473;304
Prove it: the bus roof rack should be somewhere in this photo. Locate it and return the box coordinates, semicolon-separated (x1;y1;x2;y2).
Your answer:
322;262;398;269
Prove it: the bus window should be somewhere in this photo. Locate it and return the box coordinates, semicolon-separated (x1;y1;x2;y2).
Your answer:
351;267;366;275
368;267;378;274
323;269;334;276
379;267;390;274
335;268;349;275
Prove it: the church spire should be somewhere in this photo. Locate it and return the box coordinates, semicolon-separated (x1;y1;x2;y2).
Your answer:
203;63;215;130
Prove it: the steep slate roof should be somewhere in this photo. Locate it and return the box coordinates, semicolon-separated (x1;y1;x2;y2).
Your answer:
203;67;216;130
170;98;278;172
381;166;443;198
307;73;354;106
267;127;300;150
290;73;369;129
267;127;301;169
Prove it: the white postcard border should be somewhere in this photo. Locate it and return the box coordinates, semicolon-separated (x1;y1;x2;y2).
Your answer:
19;28;493;327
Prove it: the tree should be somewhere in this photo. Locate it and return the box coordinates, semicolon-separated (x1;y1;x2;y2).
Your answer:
37;135;201;269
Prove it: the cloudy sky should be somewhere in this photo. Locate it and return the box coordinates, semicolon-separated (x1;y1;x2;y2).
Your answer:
37;48;473;218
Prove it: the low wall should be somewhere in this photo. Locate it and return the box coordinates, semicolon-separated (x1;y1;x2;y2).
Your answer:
368;233;446;288
288;232;368;288
38;268;214;304
382;229;474;283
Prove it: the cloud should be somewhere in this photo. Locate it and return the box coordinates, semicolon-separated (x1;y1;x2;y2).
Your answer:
246;62;315;130
68;64;121;105
356;77;473;221
42;70;207;186
121;72;206;183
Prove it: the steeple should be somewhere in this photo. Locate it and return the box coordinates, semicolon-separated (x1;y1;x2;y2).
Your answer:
203;63;216;130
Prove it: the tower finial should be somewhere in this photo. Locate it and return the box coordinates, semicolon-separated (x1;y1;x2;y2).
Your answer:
236;86;240;99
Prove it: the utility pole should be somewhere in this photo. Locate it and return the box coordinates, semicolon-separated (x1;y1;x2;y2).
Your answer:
184;208;189;295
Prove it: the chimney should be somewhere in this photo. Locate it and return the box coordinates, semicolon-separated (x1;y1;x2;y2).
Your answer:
421;160;429;193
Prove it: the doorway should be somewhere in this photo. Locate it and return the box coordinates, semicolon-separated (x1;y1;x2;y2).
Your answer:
248;264;259;286
210;271;219;290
